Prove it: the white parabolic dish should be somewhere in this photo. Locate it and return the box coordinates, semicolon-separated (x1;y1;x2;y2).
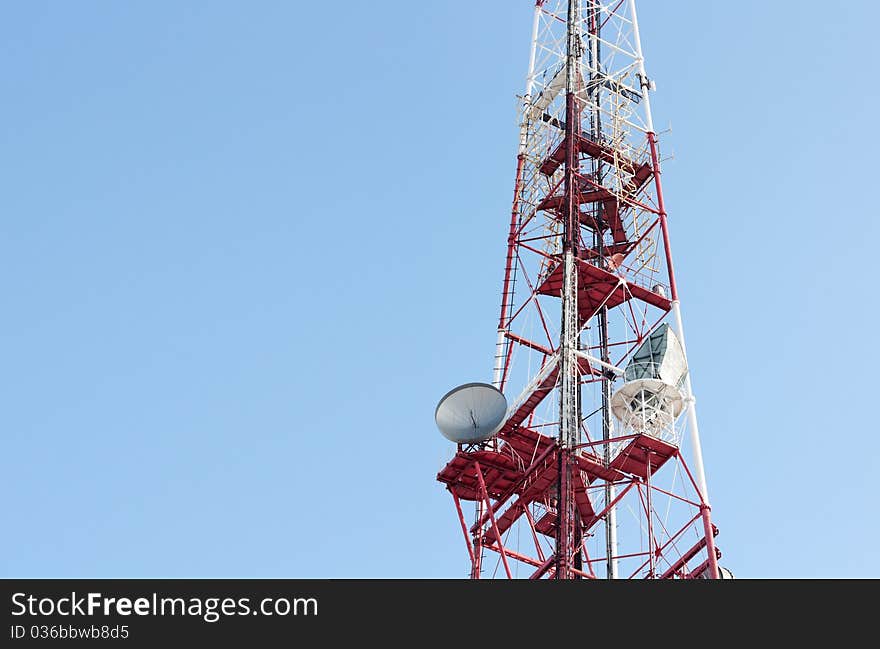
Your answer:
435;383;508;444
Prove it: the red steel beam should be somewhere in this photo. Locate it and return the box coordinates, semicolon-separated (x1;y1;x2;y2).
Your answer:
474;462;513;579
529;554;555;579
658;531;708;580
522;504;546;563
499;153;528;330
484;544;542;569
647;132;678;300
451;491;476;567
505;331;555;357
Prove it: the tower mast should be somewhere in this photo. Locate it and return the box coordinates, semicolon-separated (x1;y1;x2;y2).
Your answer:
436;0;726;581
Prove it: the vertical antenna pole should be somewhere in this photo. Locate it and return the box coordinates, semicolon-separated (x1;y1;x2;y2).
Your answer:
586;0;619;581
671;302;710;503
556;0;583;580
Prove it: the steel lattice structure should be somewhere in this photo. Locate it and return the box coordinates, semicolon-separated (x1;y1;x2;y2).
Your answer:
437;0;725;579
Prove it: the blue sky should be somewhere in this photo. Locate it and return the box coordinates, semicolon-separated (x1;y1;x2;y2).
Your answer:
2;1;877;578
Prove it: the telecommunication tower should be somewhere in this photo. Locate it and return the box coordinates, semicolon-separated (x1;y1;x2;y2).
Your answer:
435;0;729;579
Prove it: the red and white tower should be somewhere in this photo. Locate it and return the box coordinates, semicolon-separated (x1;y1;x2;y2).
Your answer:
435;0;728;579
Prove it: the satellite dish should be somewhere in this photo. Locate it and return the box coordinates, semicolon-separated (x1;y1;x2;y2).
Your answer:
435;383;508;444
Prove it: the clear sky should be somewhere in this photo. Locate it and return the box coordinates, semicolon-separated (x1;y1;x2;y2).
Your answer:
2;1;877;579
